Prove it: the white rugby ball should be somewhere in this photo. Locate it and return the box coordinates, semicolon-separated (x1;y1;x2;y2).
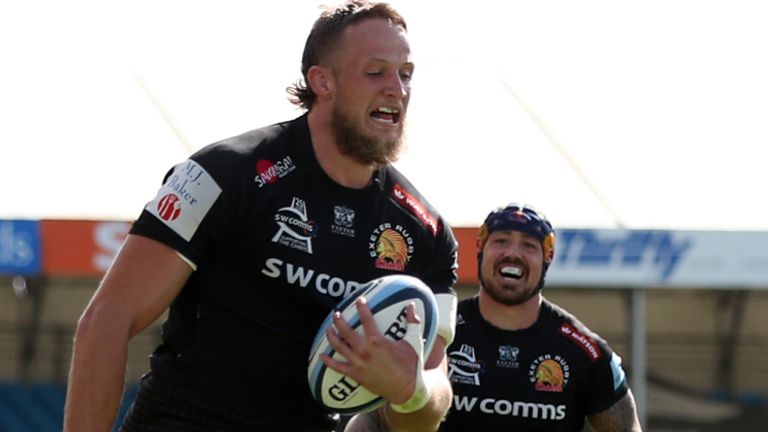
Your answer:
307;274;439;414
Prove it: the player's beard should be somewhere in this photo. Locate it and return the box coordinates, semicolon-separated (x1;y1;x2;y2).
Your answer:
481;278;538;306
480;260;539;307
331;104;404;166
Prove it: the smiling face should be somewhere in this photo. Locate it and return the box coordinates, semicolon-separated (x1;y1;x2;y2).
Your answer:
479;230;545;306
328;18;413;165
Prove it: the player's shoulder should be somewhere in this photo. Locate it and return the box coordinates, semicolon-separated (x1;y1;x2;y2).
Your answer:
457;295;479;313
197;115;307;160
380;164;449;238
187;115;310;182
455;295;481;325
541;298;611;363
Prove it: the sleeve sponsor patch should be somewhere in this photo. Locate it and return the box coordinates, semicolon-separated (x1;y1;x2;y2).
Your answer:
559;323;603;362
145;160;222;241
391;184;439;236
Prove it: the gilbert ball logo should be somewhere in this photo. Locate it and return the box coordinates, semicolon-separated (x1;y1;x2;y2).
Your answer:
157;194;182;221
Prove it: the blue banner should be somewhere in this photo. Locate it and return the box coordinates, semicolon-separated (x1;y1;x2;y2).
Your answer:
0;220;41;276
547;228;768;288
556;229;691;281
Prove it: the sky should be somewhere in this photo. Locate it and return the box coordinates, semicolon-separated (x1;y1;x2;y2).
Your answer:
2;0;768;230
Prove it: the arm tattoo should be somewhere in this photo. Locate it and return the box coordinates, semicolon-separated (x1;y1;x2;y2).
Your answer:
587;392;643;432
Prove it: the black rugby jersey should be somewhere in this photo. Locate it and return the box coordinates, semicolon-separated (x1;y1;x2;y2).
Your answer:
123;114;458;431
440;296;628;432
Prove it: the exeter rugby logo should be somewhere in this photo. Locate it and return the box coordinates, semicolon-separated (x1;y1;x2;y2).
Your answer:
497;345;520;369
529;354;569;392
368;223;413;271
331;205;355;238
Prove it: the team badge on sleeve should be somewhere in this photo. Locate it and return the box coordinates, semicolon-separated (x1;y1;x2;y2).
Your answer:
145;160;222;241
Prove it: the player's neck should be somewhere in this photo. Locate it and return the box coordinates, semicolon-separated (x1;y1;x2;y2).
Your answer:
478;292;542;331
308;109;376;189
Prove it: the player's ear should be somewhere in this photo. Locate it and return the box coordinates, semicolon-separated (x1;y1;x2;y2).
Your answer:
307;65;334;100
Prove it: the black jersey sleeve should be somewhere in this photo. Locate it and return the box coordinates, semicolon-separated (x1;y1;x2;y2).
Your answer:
549;300;631;418
581;341;630;415
422;221;459;295
383;167;459;296
130;142;249;266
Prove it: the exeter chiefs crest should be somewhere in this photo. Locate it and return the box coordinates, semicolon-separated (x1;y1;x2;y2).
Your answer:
529;354;570;392
331;205;355;237
497;345;520;369
368;223;413;271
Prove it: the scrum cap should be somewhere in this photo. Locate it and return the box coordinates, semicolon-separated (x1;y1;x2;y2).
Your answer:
477;203;556;290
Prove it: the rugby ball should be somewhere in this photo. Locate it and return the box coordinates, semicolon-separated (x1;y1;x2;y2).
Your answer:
307;274;439;414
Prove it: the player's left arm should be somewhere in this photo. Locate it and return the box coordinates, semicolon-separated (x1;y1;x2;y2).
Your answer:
343;336;452;432
376;291;456;432
378;335;452;432
345;224;459;432
343;292;457;432
587;389;643;432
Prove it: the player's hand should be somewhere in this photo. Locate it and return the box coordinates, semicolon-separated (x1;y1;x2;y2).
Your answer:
320;297;422;405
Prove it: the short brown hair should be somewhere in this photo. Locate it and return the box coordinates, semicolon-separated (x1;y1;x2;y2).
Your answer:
286;1;407;110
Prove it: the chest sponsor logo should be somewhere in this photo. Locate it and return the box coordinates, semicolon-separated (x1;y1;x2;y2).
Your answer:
448;344;483;386
331;205;355;238
391;184;439;236
559;323;603;361
529;354;570;393
368;223;413;271
254;156;296;187
261;257;366;299
453;395;566;420
497;345;520;369
271;197;317;254
146;160;222;241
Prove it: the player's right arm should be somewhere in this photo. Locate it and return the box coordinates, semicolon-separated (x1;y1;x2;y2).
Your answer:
63;234;193;432
587;389;643;432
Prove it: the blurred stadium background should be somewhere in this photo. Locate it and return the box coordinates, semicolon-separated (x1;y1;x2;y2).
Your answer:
2;224;768;431
3;0;768;431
